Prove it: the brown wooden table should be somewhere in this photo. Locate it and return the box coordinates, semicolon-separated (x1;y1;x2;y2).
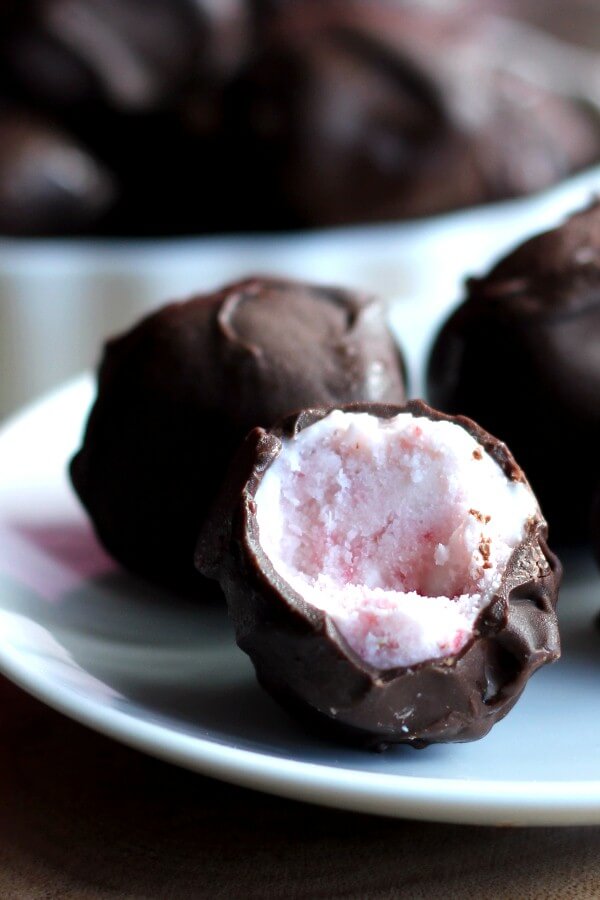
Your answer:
0;677;599;898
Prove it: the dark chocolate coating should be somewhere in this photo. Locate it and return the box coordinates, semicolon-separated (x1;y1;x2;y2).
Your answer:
0;109;114;235
70;277;406;588
428;200;600;544
2;1;600;235
2;0;213;112
592;488;600;568
196;400;561;748
238;2;600;226
0;0;252;235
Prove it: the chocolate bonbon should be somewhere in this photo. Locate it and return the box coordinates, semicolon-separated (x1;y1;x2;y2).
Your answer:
70;277;406;587
196;401;561;748
1;0;236;112
0;109;114;235
428;201;600;543
2;1;600;234
239;1;600;226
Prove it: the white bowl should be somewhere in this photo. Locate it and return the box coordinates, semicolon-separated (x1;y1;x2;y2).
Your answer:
2;162;600;418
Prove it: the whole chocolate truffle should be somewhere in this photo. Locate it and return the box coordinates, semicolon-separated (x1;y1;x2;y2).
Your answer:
196;401;561;748
70;277;406;588
428;201;600;544
0;109;114;235
238;1;600;226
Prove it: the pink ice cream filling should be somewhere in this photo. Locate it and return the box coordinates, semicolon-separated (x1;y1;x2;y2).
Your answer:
255;410;537;670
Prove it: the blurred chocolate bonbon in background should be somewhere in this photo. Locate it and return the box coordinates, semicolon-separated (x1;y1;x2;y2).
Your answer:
2;0;600;235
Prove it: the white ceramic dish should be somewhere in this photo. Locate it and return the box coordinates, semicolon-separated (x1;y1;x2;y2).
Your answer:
2;160;600;417
1;377;599;827
3;167;600;823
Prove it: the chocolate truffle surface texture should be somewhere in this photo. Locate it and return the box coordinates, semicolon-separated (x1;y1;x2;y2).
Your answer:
196;401;561;748
70;277;406;588
0;0;253;234
238;1;600;226
2;0;210;111
428;200;600;544
0;109;114;235
2;0;600;234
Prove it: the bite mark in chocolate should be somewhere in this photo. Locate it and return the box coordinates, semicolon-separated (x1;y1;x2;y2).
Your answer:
196;400;561;748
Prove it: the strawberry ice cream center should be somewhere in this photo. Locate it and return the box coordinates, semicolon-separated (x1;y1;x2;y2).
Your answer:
255;410;538;670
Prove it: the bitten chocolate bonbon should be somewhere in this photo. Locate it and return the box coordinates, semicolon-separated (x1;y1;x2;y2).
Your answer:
428;201;600;544
70;277;406;588
196;401;561;749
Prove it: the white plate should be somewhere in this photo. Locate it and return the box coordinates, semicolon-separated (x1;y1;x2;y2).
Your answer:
1;377;599;826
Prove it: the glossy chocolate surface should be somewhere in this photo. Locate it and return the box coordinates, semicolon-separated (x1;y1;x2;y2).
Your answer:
237;2;600;226
0;109;114;234
70;277;406;588
428;201;600;544
2;0;600;234
196;401;561;748
0;0;252;234
0;0;243;111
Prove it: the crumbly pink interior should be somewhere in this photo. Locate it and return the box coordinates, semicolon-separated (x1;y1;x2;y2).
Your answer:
256;411;536;670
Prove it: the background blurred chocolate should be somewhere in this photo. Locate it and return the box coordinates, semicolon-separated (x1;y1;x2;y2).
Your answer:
238;1;600;226
591;487;600;570
427;201;600;544
499;0;600;51
1;0;235;111
0;107;115;234
0;0;255;234
1;0;600;235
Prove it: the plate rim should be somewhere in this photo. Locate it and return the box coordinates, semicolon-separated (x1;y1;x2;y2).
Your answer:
2;377;600;827
2;632;600;827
